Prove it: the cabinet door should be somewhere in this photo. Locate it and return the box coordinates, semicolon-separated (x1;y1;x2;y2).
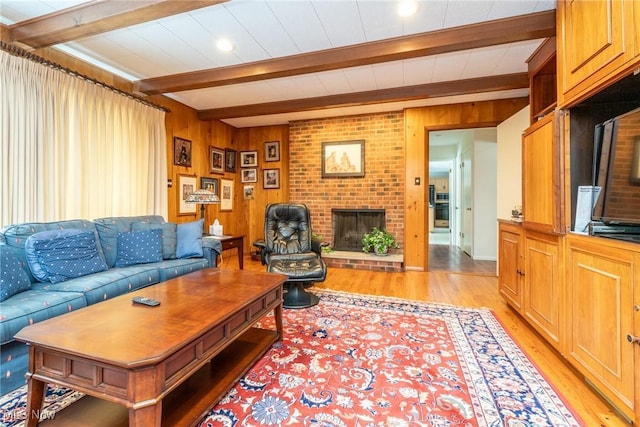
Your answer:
558;0;636;105
498;223;523;311
522;113;563;233
566;236;635;420
523;232;563;350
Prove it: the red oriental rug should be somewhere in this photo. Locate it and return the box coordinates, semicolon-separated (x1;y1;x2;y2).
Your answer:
0;290;583;426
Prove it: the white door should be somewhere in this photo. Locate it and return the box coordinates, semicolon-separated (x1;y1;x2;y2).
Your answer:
461;147;473;256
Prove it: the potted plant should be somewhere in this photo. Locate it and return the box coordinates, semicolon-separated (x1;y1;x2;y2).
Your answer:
362;227;398;255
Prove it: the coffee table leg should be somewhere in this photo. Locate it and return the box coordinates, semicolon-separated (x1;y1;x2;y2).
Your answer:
274;304;283;338
24;377;45;427
129;403;162;427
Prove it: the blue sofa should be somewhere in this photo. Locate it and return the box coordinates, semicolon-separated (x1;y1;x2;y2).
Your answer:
0;215;221;394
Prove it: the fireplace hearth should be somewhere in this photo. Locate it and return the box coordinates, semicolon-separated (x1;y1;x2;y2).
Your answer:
332;209;385;251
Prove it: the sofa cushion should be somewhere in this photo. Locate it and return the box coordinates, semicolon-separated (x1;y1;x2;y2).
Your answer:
24;229;108;284
131;221;177;260
94;215;165;267
1;219;103;283
156;258;209;282
115;228;163;267
0;246;31;302
177;218;204;258
0;289;87;345
31;265;160;305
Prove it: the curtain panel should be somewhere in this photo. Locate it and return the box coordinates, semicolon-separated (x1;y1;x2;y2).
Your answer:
0;51;167;227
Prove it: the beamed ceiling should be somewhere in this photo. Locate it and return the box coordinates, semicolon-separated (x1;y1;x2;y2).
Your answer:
0;0;555;127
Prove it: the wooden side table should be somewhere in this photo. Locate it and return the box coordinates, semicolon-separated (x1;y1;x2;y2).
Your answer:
205;235;245;269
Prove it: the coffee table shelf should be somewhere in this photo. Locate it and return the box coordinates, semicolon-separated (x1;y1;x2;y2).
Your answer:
37;327;278;426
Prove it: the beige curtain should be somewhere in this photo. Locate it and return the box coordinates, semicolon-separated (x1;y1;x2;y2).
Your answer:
1;50;168;227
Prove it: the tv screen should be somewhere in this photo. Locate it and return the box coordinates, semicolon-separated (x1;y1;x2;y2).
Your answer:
591;106;640;238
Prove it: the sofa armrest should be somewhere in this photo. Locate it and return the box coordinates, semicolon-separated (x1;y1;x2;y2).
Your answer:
202;238;222;268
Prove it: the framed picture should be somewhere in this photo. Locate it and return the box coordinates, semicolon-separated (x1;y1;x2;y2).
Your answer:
173;137;191;167
322;140;365;178
265;141;280;162
220;178;234;211
263;168;280;189
225;148;237;173
241;168;257;183
200;177;219;197
178;174;197;215
240;151;258;168
243;185;255;200
209;146;224;174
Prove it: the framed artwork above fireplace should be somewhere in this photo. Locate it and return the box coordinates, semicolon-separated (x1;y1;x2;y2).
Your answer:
322;140;364;178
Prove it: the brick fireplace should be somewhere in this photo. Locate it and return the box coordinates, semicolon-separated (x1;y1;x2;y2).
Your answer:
288;111;405;271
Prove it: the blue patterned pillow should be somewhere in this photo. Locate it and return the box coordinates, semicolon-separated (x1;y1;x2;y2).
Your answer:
131;222;177;260
115;228;163;267
25;230;108;284
0;246;32;301
177;218;204;258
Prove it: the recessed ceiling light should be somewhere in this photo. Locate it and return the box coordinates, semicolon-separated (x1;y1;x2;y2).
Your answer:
216;39;234;52
398;0;418;17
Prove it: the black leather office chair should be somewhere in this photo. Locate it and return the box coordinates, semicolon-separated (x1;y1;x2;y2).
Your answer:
262;203;326;308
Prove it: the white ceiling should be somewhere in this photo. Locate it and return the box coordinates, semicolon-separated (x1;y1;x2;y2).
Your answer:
0;0;554;128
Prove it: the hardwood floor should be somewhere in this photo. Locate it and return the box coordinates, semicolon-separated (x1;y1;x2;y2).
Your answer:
428;243;497;275
219;252;631;426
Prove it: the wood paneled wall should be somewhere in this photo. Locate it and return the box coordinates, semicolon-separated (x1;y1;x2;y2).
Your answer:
232;126;290;251
404;98;529;271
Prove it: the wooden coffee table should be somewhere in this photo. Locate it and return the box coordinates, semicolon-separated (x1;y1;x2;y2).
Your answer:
15;269;286;426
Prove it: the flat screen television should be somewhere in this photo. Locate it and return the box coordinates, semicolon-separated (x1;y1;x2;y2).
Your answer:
590;105;640;242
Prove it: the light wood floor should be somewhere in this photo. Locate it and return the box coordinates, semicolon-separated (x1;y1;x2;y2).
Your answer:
219;252;630;426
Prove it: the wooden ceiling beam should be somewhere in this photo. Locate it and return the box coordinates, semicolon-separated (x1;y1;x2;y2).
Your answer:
137;10;554;95
197;73;529;120
8;0;226;49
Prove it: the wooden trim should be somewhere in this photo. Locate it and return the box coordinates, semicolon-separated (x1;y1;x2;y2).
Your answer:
135;11;555;95
197;73;529;120
8;0;226;49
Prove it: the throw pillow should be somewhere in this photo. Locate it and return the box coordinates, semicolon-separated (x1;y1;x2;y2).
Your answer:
115;228;163;267
25;230;109;284
176;218;204;258
130;222;177;260
0;246;31;301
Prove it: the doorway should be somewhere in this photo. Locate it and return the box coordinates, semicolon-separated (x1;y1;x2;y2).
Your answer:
428;128;498;275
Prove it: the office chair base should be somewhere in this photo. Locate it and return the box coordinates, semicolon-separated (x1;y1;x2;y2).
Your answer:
283;282;319;309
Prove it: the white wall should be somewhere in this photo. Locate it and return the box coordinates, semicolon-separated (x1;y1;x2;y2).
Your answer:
497;106;529;219
473;138;497;260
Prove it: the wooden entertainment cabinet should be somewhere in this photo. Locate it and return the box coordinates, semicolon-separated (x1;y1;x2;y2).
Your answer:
499;3;640;423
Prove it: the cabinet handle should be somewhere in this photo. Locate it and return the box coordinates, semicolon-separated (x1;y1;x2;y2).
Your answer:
517;269;525;276
634;305;640;312
627;334;640;345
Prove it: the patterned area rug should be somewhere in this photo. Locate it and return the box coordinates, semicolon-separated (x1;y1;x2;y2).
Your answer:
0;290;582;426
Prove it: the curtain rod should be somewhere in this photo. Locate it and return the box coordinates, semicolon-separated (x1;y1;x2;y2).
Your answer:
0;41;170;113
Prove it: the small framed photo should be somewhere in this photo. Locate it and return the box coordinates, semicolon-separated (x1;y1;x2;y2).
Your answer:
173;137;192;167
240;151;258;168
241;168;258;183
209;146;224;174
265;141;280;162
243;185;254;200
220;178;234;211
178;174;197;215
200;177;219;197
263;168;280;189
225;149;237;173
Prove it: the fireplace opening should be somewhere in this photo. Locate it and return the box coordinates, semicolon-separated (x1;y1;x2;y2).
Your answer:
332;209;385;251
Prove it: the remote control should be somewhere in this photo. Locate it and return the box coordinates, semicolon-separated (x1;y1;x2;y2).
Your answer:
132;296;160;307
